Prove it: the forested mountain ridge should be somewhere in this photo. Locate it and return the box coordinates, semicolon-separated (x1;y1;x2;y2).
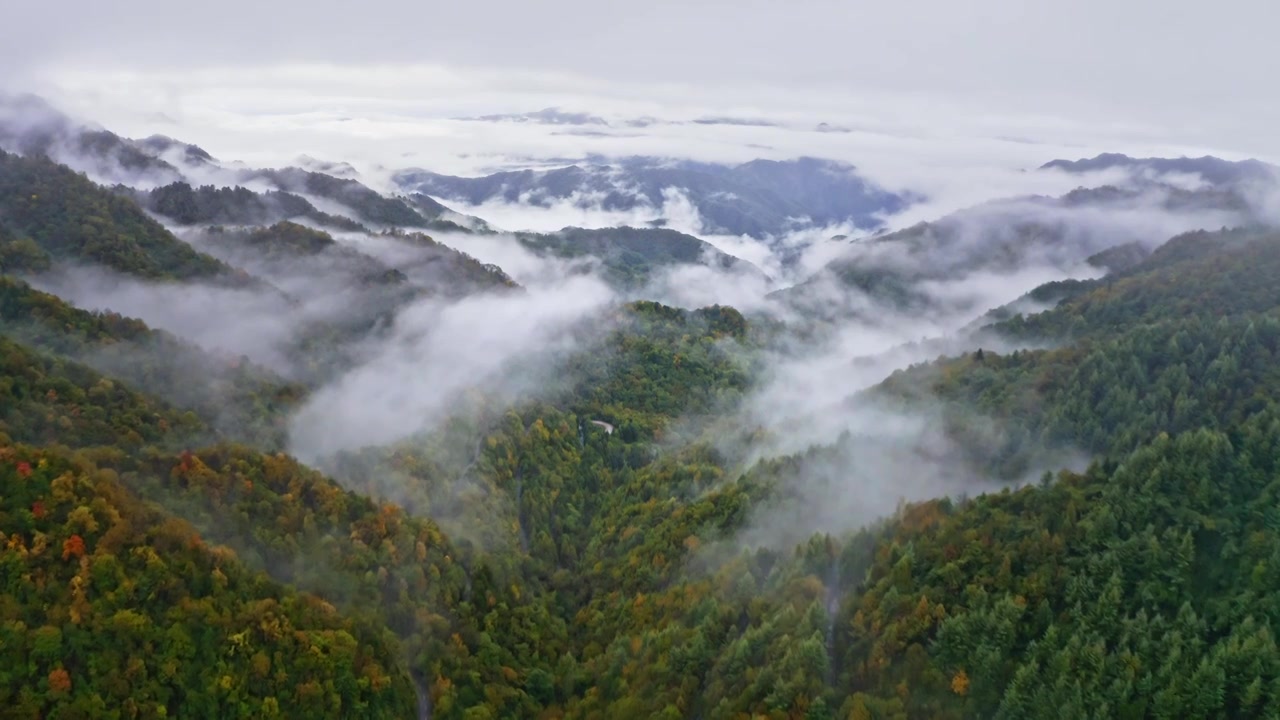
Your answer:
0;151;234;281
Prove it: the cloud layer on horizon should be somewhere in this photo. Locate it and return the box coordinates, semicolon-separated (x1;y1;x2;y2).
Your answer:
3;0;1276;150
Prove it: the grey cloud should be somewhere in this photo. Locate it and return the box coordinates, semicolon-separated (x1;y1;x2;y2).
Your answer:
3;2;1274;103
287;274;616;460
4;2;1278;161
30;267;304;372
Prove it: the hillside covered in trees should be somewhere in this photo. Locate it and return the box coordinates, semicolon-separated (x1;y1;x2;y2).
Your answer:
4;109;1280;720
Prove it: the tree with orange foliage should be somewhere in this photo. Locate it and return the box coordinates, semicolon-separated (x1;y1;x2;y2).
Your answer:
48;668;71;694
951;669;970;696
62;534;86;560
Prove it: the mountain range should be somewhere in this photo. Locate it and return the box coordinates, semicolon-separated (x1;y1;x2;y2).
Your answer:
5;95;1280;719
1041;151;1279;187
395;155;916;239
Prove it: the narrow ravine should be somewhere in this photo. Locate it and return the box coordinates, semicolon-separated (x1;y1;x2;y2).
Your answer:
515;466;529;553
412;671;432;720
824;553;842;686
458;437;484;479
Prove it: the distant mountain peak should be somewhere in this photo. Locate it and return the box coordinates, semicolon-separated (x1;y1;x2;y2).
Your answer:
137;134;215;165
295;154;360;178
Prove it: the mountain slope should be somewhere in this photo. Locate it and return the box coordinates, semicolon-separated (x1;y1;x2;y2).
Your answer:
832;419;1280;719
0;276;302;447
0;444;416;719
0;335;205;449
0;151;232;280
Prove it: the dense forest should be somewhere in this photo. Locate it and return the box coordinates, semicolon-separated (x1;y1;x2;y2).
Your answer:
4;136;1280;720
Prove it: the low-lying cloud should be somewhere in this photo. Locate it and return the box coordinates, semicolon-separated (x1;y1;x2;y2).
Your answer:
10;85;1275;560
696;180;1258;548
288;273;614;460
30;266;305;371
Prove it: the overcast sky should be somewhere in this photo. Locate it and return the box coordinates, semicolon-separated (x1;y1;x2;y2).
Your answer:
3;0;1278;177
